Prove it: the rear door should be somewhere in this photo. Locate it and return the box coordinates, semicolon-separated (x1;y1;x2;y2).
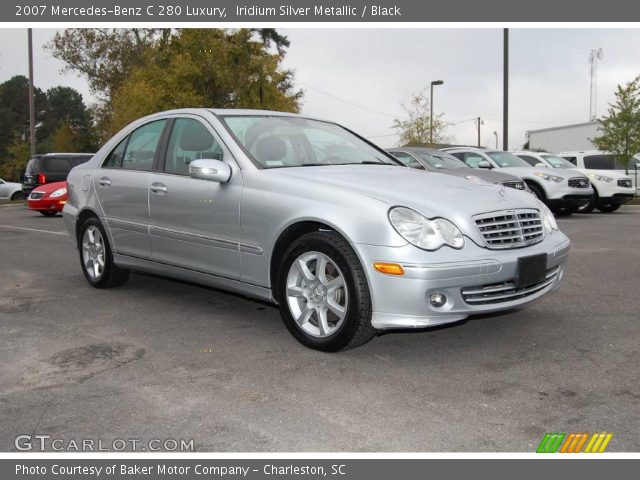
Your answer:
94;119;168;259
148;116;242;279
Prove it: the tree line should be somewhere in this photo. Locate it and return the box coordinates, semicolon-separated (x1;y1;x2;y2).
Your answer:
0;28;302;181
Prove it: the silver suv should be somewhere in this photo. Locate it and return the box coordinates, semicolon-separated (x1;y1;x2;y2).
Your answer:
63;109;570;351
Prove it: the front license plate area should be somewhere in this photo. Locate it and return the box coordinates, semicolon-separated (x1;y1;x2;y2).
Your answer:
516;254;547;288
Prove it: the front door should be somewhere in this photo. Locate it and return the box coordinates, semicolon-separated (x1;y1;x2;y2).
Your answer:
148;117;242;280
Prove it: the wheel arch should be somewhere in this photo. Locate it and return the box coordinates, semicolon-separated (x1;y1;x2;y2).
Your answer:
269;219;358;300
523;179;547;200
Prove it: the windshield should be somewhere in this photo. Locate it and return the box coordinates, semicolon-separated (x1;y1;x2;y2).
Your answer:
541;154;576;169
486;151;532;168
418;151;469;170
221;115;398;168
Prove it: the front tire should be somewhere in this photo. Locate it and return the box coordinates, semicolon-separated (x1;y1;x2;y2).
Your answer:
78;216;129;288
276;231;375;351
11;191;25;201
578;192;597;213
597;203;621;213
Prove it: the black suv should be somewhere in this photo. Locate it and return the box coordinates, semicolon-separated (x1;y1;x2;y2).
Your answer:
22;153;94;193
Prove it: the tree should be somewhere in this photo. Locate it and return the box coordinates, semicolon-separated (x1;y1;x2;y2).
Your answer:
0;75;47;156
392;89;452;147
48;28;302;138
591;76;640;174
0;138;30;182
41;86;97;152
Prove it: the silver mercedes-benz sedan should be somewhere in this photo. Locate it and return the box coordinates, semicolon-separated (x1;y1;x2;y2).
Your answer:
63;109;570;351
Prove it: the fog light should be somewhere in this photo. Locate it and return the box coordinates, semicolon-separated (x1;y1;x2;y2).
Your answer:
429;292;447;307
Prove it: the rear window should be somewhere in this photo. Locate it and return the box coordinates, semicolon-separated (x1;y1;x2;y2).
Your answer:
584;154;616;170
41;157;72;172
70;155;92;166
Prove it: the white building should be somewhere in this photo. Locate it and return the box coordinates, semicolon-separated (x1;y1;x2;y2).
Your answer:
528;121;601;153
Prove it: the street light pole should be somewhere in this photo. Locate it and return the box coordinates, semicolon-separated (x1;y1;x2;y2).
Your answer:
429;80;444;145
503;28;509;151
28;28;36;157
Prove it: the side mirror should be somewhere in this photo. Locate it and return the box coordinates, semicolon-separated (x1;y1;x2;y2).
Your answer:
535;162;549;168
189;159;231;183
477;160;492;169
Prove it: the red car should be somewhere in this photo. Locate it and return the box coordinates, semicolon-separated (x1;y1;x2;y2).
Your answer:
27;181;68;216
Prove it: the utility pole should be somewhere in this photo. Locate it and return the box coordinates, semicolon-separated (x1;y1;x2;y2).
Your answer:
589;48;604;121
28;28;36;156
493;131;498;149
503;28;509;151
477;117;481;147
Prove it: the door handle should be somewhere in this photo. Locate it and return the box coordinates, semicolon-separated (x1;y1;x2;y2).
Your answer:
98;177;111;187
150;183;168;194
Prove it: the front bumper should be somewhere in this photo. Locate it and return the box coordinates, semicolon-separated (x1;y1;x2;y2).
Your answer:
600;193;634;206
546;183;593;209
354;233;570;330
27;197;66;212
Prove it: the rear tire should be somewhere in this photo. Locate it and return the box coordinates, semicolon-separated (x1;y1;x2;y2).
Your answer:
78;216;129;288
39;210;57;217
276;231;376;351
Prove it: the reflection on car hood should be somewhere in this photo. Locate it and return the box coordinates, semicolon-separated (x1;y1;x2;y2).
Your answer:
271;165;541;228
435;168;522;184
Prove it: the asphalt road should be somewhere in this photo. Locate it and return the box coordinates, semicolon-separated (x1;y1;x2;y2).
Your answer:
0;204;638;452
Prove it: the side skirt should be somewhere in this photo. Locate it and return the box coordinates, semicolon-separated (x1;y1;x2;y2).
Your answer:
113;253;275;304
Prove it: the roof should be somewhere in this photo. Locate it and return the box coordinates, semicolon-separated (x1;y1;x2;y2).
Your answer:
528;121;600;134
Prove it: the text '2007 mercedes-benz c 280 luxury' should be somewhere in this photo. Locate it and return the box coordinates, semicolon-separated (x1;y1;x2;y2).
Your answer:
63;109;570;351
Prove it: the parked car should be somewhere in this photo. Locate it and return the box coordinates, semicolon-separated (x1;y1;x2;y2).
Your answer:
0;178;25;200
443;147;593;215
554;150;636;212
514;151;634;213
387;147;529;192
26;181;67;216
63;109;570;351
22;153;93;194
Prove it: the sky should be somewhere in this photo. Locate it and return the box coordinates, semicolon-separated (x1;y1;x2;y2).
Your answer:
1;27;639;149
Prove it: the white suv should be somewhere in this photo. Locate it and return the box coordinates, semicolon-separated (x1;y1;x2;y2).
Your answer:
443;147;593;215
554;150;635;213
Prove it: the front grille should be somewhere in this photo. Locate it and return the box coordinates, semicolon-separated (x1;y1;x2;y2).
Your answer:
501;180;527;191
474;209;544;250
461;266;560;305
28;191;45;200
568;177;590;188
617;179;632;188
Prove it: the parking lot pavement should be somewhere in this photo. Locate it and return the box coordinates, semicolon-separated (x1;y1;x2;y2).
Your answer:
0;204;639;452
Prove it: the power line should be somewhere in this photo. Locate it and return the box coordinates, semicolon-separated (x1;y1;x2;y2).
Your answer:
297;80;397;119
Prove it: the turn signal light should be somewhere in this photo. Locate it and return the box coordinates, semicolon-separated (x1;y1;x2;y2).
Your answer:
38;173;47;184
373;262;404;276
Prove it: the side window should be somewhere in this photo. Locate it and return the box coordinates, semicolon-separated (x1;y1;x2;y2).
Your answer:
518;155;539;166
449;152;465;161
164;119;222;175
103;138;128;168
391;152;423;169
563;156;577;166
463;153;485;168
122;120;166;171
584;155;616;170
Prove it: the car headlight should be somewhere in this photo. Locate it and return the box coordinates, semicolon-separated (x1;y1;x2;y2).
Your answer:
389;207;464;251
534;172;564;183
538;201;558;234
49;187;67;198
588;173;613;183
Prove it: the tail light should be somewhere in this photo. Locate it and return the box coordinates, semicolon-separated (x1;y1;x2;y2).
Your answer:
37;172;47;184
